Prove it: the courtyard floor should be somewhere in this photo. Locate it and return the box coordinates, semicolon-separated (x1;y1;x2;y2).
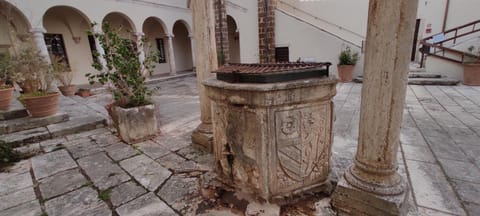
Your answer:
0;76;479;216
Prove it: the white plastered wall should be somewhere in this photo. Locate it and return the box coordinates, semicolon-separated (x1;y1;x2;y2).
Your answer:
172;21;193;72
226;0;259;63
142;17;170;76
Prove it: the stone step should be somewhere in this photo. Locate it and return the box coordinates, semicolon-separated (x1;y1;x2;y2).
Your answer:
409;67;426;73
0;99;28;120
0;116;107;148
353;76;460;86
0;113;69;135
408;73;442;79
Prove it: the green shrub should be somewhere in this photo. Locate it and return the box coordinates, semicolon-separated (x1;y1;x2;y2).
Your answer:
338;46;359;66
0;141;19;164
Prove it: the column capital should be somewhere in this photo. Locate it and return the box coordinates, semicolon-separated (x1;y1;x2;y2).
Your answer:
132;32;145;37
165;33;174;39
30;27;46;34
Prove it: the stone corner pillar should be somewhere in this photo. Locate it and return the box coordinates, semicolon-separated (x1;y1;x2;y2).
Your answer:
189;34;196;69
191;0;218;152
331;0;418;216
165;34;177;76
29;27;51;64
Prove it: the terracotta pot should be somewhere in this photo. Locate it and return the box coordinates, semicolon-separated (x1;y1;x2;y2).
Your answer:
463;63;480;86
22;92;60;118
77;89;91;97
58;85;77;96
337;65;355;82
0;86;14;111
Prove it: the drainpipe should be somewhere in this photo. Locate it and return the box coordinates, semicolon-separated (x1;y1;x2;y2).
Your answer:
442;0;450;32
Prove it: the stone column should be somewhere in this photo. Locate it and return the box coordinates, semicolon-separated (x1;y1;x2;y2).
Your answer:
189;35;196;68
30;27;51;64
166;34;176;75
92;26;108;71
191;0;218;152
332;1;418;216
133;32;146;69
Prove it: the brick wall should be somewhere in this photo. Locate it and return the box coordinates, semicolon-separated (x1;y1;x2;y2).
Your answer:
214;0;230;65
258;0;276;63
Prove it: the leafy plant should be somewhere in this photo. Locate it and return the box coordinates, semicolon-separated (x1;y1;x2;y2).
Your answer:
0;141;19;164
0;53;11;87
338;46;359;66
464;45;480;64
86;22;159;108
98;189;111;201
9;48;54;94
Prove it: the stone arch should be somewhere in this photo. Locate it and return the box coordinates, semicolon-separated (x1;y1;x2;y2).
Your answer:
0;1;32;55
102;12;136;38
227;15;240;63
172;20;193;72
43;5;95;84
142;16;169;76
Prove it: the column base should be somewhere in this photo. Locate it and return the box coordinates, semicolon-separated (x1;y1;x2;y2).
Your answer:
332;176;409;216
191;123;213;152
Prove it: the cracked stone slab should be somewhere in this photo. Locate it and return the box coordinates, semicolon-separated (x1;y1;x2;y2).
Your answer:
105;143;139;161
157;175;200;215
134;140;170;160
39;169;88;200
45;187;111;216
0;172;33;196
65;127;111;141
115;192;177;216
40;137;67;153
90;133;122;147
0;199;41;216
110;181;147;207
120;155;171;191
31;149;77;180
78;152;130;190
157;153;211;174
0;187;36;211
65;139;106;159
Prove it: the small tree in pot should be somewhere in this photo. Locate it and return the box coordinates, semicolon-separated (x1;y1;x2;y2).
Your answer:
9;48;60;117
87;23;159;143
0;53;14;111
337;46;359;82
52;57;76;96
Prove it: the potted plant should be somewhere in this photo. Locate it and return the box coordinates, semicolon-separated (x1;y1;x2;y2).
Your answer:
337;46;359;82
86;23;159;144
10;48;60;117
52;57;76;96
0;53;14;111
463;45;480;86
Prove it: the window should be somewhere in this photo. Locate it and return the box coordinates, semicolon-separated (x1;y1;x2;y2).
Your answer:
87;35;99;64
155;38;166;63
44;34;70;67
275;47;289;62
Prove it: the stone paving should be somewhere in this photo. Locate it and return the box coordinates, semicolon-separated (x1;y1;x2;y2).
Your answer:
0;76;479;215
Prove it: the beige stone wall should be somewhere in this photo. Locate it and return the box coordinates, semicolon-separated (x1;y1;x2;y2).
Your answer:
142;17;170;76
172;21;193;72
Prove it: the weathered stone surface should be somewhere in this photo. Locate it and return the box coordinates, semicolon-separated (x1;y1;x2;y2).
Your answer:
119;155;170;191
157;175;200;214
65;127;110;141
39;169;88;200
0;200;41;216
417;207;456;216
157;153;210;174
406;160;466;215
0;113;68;134
0;127;51;147
47;116;106;138
0;187;36;211
91;133;122;147
0;159;30;174
116;192;177;216
0;172;33;196
45;187;111;216
438;158;480;183
451;180;480;205
106;142;138;161
14;143;41;155
154;135;191;152
110;181;147;207
40;137;67;152
134;140;169;160
78;152;130;190
31;149;77;179
465;202;480;216
65;138;105;159
113;105;158;144
401;144;437;163
245;202;280;216
0;99;28;121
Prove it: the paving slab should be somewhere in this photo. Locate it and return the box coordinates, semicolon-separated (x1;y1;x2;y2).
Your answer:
110;181;147;207
40;137;67;153
65;139;106;159
119;154;171;191
405;160;466;215
78;152;130;190
44;187;111;216
464;202;480;216
157;153;211;174
157;175;200;215
0;200;41;216
0;172;33;196
451;180;480;205
116;192;177;216
401;144;437;163
90;133;122;147
65;127;111;141
31;149;77;180
105;142;139;161
0;127;51;147
438;158;480;183
0;187;36;211
134;140;170;160
47;116;106;138
0;159;31;175
39;169;88;200
417;207;458;216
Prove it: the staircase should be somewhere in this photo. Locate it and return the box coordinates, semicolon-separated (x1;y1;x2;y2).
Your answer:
0;94;107;152
353;66;460;85
418;19;480;84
